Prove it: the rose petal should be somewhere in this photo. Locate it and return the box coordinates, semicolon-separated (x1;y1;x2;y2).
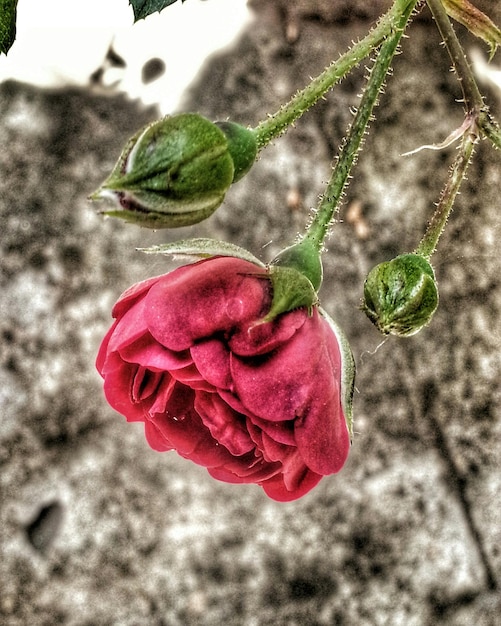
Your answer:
190;339;232;390
294;319;350;474
145;257;270;351
208;460;282;485
120;335;193;371
102;357;147;422
229;308;306;356
131;366;163;403
144;419;174;452
170;364;215;392
217;389;254;418
145;383;242;469
260;469;322;502
230;321;320;422
293;389;350;475
96;322;118;374
249;415;296;446
259;432;317;494
106;297;150;355
111;274;162;318
148;375;177;416
232;310;350;474
194;391;255;456
146;385;207;456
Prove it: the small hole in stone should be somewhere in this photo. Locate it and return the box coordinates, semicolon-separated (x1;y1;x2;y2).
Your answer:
26;501;64;553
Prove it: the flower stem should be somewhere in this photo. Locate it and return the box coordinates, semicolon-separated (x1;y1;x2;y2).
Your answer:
415;124;478;260
251;0;421;151
426;0;484;115
304;0;419;251
426;0;501;153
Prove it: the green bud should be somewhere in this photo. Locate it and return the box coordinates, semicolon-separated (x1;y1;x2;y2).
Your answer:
215;121;257;182
362;253;439;337
90;113;257;229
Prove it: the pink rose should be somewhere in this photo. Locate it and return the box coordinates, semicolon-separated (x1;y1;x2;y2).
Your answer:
96;256;353;501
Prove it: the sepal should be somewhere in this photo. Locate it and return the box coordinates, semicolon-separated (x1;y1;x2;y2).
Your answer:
261;238;324;322
442;0;501;59
319;307;355;440
263;266;319;322
139;238;265;267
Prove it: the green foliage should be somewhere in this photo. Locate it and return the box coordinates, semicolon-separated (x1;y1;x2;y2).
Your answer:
129;0;185;22
0;0;17;56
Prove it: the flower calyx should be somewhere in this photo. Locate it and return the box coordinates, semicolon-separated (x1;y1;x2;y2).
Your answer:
90;113;257;228
263;238;323;322
362;253;439;337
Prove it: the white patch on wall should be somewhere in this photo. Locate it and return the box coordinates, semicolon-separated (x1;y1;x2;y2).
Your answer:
0;0;250;113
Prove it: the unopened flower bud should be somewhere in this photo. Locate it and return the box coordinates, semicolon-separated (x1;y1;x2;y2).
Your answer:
362;253;439;337
90;113;257;228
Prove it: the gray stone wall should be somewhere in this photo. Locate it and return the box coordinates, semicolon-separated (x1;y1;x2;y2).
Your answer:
1;2;500;624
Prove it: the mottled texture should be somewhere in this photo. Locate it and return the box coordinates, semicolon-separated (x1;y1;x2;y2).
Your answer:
1;1;501;624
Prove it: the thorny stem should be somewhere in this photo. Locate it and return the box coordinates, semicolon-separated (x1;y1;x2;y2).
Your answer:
415;121;478;259
426;0;501;150
252;0;421;150
304;0;420;251
415;0;498;259
426;0;484;114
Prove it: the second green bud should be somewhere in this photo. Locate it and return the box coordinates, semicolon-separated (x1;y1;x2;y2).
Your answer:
91;113;257;228
362;253;439;337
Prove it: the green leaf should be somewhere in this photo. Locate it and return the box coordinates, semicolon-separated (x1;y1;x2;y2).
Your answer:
138;238;266;267
0;0;18;56
129;0;186;22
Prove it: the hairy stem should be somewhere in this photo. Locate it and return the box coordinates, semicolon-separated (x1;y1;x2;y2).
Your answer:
304;0;419;250
426;0;484;114
415;124;478;259
252;0;420;150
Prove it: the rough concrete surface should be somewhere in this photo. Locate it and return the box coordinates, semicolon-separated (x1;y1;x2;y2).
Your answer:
1;2;500;625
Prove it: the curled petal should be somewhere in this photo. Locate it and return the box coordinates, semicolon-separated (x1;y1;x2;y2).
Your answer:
106;298;150;355
229;308;306;356
195;391;255;456
145;257;270;351
170;364;215;392
190;339;233;390
102;357;147;422
111;275;162;319
120;335;192;370
232;310;350;474
208;460;282;485
261;469;323;502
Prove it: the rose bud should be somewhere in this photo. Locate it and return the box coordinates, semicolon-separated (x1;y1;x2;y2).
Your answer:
96;255;355;501
362;253;439;337
90;113;257;228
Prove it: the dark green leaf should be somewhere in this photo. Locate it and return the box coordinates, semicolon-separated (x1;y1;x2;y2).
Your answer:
129;0;186;22
0;0;18;56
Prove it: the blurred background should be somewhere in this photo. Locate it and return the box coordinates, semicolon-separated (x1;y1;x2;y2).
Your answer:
1;1;500;624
